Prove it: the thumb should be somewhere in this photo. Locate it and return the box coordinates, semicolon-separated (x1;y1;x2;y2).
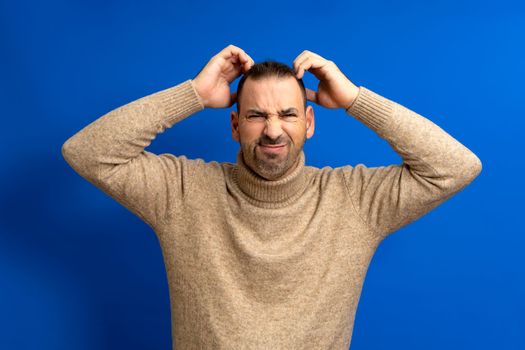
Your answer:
305;88;318;104
229;91;238;108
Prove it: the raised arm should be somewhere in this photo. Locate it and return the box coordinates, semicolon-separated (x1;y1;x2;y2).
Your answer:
293;50;482;240
61;44;254;229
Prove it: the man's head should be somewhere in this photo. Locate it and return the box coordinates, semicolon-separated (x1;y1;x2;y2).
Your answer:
230;61;315;181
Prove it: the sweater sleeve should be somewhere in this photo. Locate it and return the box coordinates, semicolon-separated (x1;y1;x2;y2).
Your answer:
61;79;205;229
341;86;482;240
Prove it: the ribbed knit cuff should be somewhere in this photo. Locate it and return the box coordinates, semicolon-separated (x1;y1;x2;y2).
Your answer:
345;86;395;136
155;79;205;123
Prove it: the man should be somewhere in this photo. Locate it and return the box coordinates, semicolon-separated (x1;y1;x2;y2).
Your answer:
62;44;482;349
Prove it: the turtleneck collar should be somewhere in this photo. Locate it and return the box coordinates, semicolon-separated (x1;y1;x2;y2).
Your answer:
232;149;309;206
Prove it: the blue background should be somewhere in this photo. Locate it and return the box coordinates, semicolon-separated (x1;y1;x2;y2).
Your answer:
1;0;524;349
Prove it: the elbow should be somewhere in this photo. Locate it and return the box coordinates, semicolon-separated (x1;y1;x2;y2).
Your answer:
472;154;483;178
431;151;482;195
61;137;90;177
61;138;72;163
451;152;483;191
61;137;78;166
464;151;482;181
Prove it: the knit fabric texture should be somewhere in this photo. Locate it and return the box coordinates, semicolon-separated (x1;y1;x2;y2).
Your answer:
62;79;482;349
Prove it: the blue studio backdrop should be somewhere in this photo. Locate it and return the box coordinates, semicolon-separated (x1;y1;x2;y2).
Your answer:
1;0;524;349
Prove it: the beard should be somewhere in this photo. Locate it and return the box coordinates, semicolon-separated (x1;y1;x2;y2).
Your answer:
240;133;306;181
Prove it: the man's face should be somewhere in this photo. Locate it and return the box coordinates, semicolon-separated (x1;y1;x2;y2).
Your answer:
230;76;315;181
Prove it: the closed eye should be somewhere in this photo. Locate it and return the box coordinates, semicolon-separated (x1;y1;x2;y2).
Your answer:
245;113;298;121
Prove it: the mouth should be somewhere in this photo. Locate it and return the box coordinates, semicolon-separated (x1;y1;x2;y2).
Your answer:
260;143;286;148
259;143;287;153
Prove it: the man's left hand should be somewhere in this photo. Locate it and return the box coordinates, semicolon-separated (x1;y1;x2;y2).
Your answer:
293;50;360;110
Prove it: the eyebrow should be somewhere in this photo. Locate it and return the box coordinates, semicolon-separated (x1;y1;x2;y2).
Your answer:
246;107;299;115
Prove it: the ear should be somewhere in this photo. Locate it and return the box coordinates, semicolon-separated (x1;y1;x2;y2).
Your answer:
305;105;315;139
231;110;240;142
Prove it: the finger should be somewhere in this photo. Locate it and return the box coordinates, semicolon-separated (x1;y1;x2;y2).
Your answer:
239;52;254;71
213;45;254;79
245;57;255;71
230;91;238;107
294;56;311;79
241;55;254;72
226;49;254;72
305;88;318;103
297;56;329;79
220;44;244;58
296;56;318;79
292;50;310;73
227;55;245;75
292;53;303;70
222;45;249;64
292;50;323;72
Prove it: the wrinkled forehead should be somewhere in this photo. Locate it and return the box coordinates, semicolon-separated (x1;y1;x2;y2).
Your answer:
239;76;303;114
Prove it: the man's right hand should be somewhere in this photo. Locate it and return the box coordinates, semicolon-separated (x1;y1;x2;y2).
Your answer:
193;44;254;109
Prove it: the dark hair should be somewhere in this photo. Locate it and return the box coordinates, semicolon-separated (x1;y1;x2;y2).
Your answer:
236;60;307;113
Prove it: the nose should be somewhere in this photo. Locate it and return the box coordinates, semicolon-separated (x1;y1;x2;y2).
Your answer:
263;116;284;141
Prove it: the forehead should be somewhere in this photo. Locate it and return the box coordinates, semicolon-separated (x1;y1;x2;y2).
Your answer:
239;76;303;113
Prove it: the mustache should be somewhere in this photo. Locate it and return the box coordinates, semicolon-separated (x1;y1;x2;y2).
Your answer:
258;137;289;146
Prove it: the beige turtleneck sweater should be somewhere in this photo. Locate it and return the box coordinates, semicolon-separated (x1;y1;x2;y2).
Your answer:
61;79;482;349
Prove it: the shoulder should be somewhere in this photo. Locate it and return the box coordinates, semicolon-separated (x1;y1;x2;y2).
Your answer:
306;162;389;191
304;163;351;188
170;154;232;178
148;153;231;185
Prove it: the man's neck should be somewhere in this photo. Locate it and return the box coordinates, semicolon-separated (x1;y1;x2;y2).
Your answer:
233;149;309;206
